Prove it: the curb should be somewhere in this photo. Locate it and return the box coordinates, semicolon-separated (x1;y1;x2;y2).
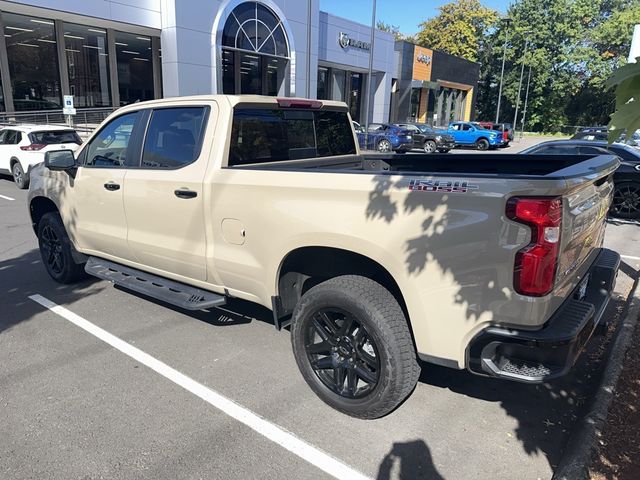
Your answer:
553;270;640;480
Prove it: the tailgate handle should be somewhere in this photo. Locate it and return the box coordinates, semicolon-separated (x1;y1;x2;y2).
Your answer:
174;189;197;199
104;182;120;191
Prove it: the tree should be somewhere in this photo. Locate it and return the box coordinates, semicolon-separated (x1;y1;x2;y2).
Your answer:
376;21;408;42
414;0;497;62
475;0;640;132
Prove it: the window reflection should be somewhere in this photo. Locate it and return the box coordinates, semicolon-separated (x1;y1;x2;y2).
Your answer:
115;31;154;106
64;23;111;107
3;12;61;110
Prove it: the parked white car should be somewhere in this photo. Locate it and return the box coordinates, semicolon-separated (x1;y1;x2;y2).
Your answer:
0;125;82;189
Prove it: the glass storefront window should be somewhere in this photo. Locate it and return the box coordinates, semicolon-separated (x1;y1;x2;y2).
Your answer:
115;31;154;106
317;67;329;100
349;72;363;123
410;88;421;121
3;13;61;110
221;2;289;95
63;23;111;107
331;69;346;102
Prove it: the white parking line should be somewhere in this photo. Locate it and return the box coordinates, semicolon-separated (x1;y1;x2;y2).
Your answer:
621;255;640;261
29;294;371;480
0;194;15;201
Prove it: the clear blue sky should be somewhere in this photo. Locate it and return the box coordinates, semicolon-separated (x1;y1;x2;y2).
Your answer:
319;0;509;36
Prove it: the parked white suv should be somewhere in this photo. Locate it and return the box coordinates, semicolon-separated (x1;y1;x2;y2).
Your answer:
0;125;82;189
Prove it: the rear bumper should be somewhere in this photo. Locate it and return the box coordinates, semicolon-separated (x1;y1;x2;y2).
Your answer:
466;248;620;383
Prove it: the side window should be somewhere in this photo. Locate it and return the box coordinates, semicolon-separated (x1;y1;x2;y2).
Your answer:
141;107;206;169
85;112;140;167
4;130;17;144
462;124;471;131
451;124;460;131
536;145;580;155
579;146;609;155
0;130;7;145
15;132;22;144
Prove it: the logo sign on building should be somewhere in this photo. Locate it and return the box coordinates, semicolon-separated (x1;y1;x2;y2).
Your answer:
63;95;76;115
338;32;371;51
417;53;432;65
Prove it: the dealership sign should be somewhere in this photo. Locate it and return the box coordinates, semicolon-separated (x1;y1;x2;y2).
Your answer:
417;53;432;65
338;32;370;51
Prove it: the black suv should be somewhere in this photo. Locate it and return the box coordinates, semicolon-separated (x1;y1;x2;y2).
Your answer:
394;123;456;153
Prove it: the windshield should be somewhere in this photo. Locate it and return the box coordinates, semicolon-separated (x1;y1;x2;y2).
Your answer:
417;125;435;133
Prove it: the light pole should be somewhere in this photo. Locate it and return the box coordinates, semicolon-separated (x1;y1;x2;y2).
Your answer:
520;63;532;138
364;0;377;133
512;37;529;137
495;17;512;123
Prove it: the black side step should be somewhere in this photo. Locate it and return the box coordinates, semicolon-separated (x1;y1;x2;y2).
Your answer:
85;257;226;311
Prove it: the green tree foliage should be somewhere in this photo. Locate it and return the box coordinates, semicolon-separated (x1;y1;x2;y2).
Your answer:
475;0;640;132
607;60;640;142
415;0;497;62
377;21;409;42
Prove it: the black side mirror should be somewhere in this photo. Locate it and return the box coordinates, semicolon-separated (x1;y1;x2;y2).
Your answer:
45;150;76;171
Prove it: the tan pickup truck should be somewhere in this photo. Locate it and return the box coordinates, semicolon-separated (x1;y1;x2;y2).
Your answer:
28;95;620;419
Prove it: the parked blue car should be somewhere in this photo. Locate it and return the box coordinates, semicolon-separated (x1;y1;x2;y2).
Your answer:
447;121;504;151
355;122;414;153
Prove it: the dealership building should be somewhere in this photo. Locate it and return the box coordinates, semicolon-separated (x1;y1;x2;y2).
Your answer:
0;0;479;126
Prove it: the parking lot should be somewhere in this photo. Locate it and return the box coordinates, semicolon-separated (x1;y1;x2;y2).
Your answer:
1;174;638;480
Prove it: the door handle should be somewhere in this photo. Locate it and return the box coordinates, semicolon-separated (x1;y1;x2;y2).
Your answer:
104;182;120;191
174;189;197;199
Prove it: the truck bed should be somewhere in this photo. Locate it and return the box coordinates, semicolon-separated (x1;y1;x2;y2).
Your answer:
230;153;618;179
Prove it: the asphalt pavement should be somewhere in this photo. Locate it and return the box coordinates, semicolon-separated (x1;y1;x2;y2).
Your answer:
1;171;638;480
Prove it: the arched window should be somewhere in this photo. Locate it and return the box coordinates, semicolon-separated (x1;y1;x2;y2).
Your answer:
221;2;290;96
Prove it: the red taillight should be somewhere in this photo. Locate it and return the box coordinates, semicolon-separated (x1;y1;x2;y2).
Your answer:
503;131;508;141
276;98;322;109
506;197;562;296
20;144;46;151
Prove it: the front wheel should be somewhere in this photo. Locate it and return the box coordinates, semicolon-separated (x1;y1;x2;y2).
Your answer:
291;275;420;419
12;162;28;189
377;139;392;153
476;139;489;151
37;212;87;284
610;181;640;219
423;140;437;153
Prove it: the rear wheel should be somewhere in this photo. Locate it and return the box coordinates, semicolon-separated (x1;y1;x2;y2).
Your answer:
610;181;640;219
291;275;420;419
37;212;87;283
423;140;437;154
12;162;28;189
377;139;392;153
476;138;489;151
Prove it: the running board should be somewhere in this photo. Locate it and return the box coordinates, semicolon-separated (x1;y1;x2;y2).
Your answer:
85;257;226;311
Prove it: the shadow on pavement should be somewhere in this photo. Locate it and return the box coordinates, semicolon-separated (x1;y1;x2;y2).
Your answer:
377;439;444;480
0;248;103;335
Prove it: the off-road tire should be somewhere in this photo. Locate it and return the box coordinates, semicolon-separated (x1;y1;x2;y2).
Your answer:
12;161;28;189
37;212;87;284
291;275;420;419
476;138;489;151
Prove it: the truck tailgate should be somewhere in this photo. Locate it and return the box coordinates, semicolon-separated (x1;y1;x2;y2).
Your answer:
556;174;614;288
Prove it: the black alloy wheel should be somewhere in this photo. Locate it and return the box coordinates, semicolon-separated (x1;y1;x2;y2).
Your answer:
40;224;64;276
611;182;640;219
476;138;490;151
304;307;380;399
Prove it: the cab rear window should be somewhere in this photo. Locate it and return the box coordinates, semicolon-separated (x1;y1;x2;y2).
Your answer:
30;130;82;145
229;108;356;166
